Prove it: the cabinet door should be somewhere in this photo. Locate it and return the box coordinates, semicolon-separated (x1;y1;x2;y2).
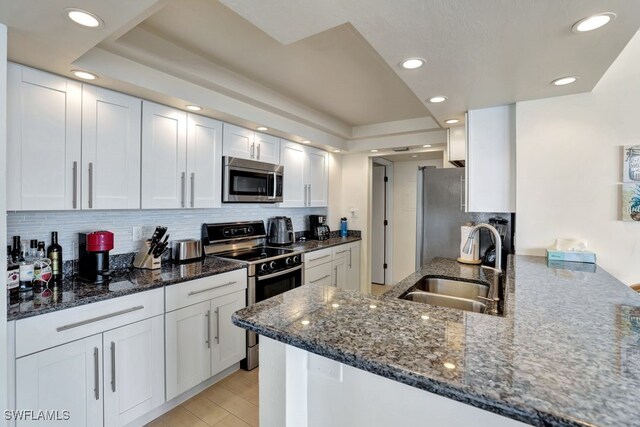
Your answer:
82;86;142;210
222;123;255;160
7;63;81;211
141;101;187;209
347;242;361;292
16;335;103;427
305;147;329;207
332;257;349;289
211;290;247;375
280;141;306;207
305;262;333;286
255;132;280;164
187;114;223;208
103;316;164;427
165;301;211;400
447;126;466;164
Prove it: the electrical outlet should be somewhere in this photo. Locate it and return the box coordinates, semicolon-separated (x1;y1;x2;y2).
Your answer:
142;226;156;239
132;226;143;241
350;207;360;218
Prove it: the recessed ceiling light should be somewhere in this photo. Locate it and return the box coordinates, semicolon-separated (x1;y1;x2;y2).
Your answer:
72;70;97;80
445;119;460;124
301;140;311;144
552;76;579;86
186;105;202;111
443;362;456;370
401;57;425;70
422;144;432;148
256;126;268;131
65;8;103;28
333;149;341;153
427;96;447;103
371;149;379;153
572;13;616;33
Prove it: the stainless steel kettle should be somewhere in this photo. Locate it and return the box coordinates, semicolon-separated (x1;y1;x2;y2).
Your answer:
268;217;294;245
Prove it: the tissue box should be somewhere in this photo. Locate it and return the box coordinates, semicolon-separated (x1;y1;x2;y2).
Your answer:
546;249;597;264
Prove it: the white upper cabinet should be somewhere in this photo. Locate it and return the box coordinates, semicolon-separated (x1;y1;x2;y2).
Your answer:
280;141;329;207
255;132;280;164
187;114;223;208
305;147;329;207
7;63;81;211
280;140;306;207
466;105;516;213
447;126;466;166
82;86;142;210
223;123;280;163
141;101;188;209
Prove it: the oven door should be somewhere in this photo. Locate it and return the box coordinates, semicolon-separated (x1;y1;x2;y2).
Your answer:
223;157;283;203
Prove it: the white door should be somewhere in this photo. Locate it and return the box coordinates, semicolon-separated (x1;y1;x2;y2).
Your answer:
165;301;211;400
305;262;333;286
332;257;349;289
187;114;223;208
222;123;255;160
255;132;280;164
82;86;141;210
16;335;103;427
305;147;329;207
347;242;361;292
211;290;247;375
7;64;81;211
103;316;164;427
280;141;306;207
371;165;386;284
141;101;187;209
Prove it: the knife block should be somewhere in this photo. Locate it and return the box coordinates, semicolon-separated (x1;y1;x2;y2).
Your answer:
133;240;162;270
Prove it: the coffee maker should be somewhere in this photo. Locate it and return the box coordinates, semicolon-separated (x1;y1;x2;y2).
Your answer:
309;215;330;240
78;231;114;283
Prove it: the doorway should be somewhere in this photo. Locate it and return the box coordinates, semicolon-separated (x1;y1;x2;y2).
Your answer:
371;158;392;286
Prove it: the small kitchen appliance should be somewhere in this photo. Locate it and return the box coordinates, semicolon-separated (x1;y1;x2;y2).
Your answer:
309;215;330;240
268;216;294;245
222;157;284;203
202;221;304;370
78;231;114;283
172;239;203;263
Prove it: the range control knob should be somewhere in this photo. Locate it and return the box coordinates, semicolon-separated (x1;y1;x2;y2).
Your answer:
285;257;293;265
292;255;300;263
269;261;277;270
260;263;269;273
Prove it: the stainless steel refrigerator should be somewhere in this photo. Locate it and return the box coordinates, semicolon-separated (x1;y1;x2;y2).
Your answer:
415;167;513;268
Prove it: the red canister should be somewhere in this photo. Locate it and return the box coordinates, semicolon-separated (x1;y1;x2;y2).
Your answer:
85;231;114;252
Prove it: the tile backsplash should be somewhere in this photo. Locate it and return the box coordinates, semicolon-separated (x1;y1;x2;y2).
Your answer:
7;206;327;260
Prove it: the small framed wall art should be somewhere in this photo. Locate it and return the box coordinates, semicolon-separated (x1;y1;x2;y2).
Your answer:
623;145;640;183
622;183;640;221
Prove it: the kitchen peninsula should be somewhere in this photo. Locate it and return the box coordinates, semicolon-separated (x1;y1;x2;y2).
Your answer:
232;256;640;427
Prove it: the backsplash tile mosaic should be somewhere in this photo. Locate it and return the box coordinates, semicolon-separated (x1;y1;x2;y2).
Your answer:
7;206;327;260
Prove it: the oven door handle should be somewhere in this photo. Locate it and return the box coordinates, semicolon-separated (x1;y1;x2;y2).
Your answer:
256;264;303;281
268;172;277;200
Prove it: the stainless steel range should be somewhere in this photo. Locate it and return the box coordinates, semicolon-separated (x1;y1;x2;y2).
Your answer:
202;221;303;370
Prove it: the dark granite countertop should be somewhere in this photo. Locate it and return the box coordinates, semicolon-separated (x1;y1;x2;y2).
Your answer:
285;235;361;253
232;255;640;427
8;257;246;321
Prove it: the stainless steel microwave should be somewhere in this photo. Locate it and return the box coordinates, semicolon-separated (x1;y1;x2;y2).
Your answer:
222;156;284;203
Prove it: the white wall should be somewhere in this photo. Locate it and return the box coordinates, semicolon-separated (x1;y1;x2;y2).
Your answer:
340;153;371;292
0;22;8;424
516;31;640;286
326;152;343;230
392;158;443;283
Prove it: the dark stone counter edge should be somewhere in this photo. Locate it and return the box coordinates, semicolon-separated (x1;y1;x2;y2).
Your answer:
7;262;247;322
231;315;586;427
289;236;362;253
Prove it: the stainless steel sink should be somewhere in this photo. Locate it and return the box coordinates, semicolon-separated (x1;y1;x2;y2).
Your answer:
412;278;489;300
402;291;487;313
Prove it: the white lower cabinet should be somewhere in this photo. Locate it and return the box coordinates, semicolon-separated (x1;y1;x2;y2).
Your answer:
305;262;333;286
16;335;103;427
304;242;361;291
331;256;348;288
347;242;361;292
165;280;247;401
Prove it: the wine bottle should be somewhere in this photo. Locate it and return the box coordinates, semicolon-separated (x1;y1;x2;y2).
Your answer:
11;236;21;263
47;232;63;282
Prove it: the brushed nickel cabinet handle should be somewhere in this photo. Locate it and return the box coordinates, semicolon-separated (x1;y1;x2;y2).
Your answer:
188;281;237;296
205;310;211;349
257;143;261;160
190;172;195;208
94;347;100;400
310;274;330;284
72;161;78;209
88;162;94;208
308;254;330;262
56;306;144;332
181;172;186;208
110;342;116;392
215;308;220;344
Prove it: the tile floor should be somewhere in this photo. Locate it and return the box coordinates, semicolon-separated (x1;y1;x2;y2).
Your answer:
146;368;259;427
371;283;391;296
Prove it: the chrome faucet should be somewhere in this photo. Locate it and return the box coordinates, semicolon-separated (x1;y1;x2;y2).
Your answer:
463;223;502;315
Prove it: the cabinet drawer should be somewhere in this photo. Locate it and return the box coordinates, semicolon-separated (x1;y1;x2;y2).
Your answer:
332;244;351;260
165;269;247;312
16;287;164;358
304;247;333;269
305;263;333;286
